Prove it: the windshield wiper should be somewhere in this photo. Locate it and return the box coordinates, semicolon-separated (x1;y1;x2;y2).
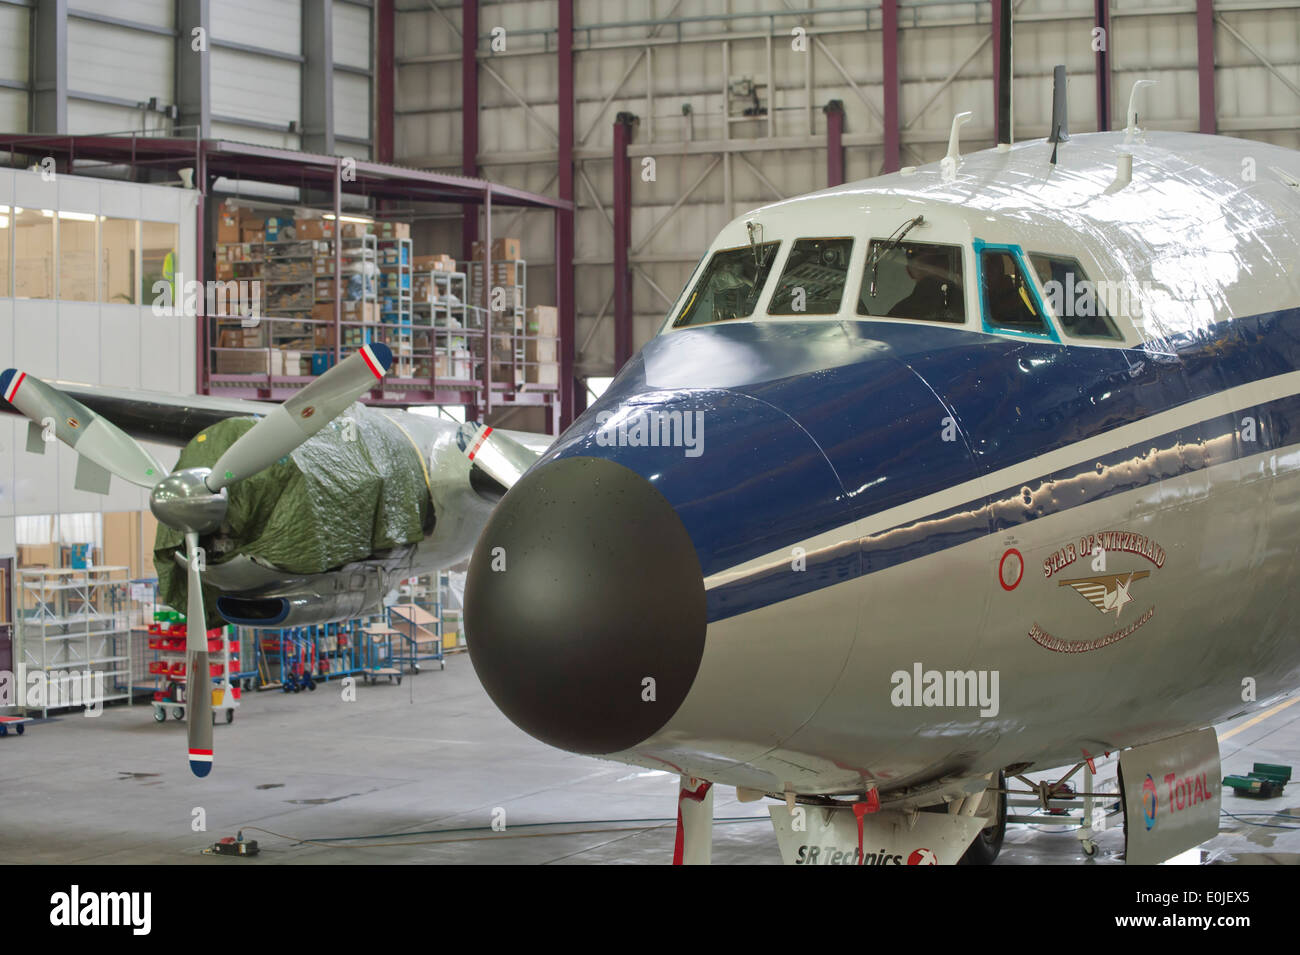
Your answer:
868;214;925;298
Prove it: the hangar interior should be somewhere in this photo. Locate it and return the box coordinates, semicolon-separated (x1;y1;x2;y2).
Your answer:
0;0;1299;866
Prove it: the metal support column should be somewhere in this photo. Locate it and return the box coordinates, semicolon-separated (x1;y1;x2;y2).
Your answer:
482;186;493;416
462;0;480;261
612;112;636;371
1196;0;1217;134
881;0;900;173
557;0;576;430
333;159;343;369
175;0;211;137
301;0;335;155
1094;0;1112;131
824;100;845;187
376;0;395;162
197;153;212;394
31;0;68;133
992;0;1012;145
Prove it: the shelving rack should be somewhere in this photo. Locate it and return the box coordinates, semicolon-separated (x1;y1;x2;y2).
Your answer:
416;270;475;383
145;613;241;723
212;234;380;379
17;566;132;716
334;232;381;369
469;258;527;389
376;236;414;376
251;619;370;690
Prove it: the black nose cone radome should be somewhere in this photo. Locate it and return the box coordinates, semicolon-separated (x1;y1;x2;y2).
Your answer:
466;456;708;755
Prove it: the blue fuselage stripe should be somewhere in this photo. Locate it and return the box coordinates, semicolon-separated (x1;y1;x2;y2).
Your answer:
546;308;1300;624
706;391;1298;621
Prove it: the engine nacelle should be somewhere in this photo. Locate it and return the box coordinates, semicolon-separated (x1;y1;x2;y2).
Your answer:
216;565;391;628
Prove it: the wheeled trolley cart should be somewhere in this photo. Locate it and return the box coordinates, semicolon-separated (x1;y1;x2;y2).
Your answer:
0;715;32;737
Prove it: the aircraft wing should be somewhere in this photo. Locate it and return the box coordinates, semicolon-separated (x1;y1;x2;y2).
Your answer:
0;380;279;446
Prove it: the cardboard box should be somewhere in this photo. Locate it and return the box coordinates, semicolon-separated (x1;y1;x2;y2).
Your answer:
241;228;265;244
217;327;265;348
471;261;523;287
435;349;472;381
525;361;559;386
340;222;371;238
265;216;295;241
526;305;558;338
217;207;241;243
471;237;522;261
17;543;57;569
313;325;336;348
375;221;410;239
413;253;457;272
276;349;306;376
311;303;336;322
524;336;557;364
215;349;270;375
341;301;379;323
294;218;335;241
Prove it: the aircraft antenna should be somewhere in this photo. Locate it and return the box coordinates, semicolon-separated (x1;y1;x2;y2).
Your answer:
1048;65;1069;166
1124;79;1157;143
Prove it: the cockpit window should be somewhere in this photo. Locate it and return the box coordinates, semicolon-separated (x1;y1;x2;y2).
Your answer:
767;237;854;315
858;240;965;323
1029;253;1124;341
979;248;1049;334
673;241;780;328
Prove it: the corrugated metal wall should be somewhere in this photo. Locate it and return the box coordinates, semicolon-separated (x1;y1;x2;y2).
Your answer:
395;0;1300;377
4;0;374;155
0;4;29;132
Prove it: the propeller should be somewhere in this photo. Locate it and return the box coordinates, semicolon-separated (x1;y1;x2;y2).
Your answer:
457;422;538;492
2;343;392;776
1;369;167;488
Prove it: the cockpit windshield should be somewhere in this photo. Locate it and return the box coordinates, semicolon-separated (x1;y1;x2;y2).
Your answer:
858;240;965;324
767;237;854;314
673;241;780;328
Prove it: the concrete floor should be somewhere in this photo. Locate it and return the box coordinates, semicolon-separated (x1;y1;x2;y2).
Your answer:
1;654;1298;864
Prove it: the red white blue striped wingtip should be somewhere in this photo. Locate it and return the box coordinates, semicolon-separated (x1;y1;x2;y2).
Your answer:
189;749;213;777
1;368;24;403
360;343;392;378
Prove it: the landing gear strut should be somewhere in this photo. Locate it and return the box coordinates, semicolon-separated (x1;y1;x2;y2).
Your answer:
673;776;714;865
957;770;1007;865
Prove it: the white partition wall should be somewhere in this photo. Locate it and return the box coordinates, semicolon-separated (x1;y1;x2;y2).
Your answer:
0;168;198;563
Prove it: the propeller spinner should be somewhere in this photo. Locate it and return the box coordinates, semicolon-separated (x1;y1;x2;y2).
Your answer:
1;343;392;777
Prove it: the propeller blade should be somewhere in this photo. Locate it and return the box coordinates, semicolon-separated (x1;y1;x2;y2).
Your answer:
1;368;167;489
184;531;214;778
205;343;392;492
458;422;540;492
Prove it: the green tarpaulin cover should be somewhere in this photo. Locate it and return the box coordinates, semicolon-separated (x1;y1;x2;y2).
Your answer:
154;404;431;623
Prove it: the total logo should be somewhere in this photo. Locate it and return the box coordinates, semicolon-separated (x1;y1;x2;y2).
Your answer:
1142;774;1159;830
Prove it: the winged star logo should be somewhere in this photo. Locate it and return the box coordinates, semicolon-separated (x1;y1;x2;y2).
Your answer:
1058;571;1151;620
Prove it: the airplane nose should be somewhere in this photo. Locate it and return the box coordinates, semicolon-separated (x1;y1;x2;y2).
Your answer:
465;455;708;755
